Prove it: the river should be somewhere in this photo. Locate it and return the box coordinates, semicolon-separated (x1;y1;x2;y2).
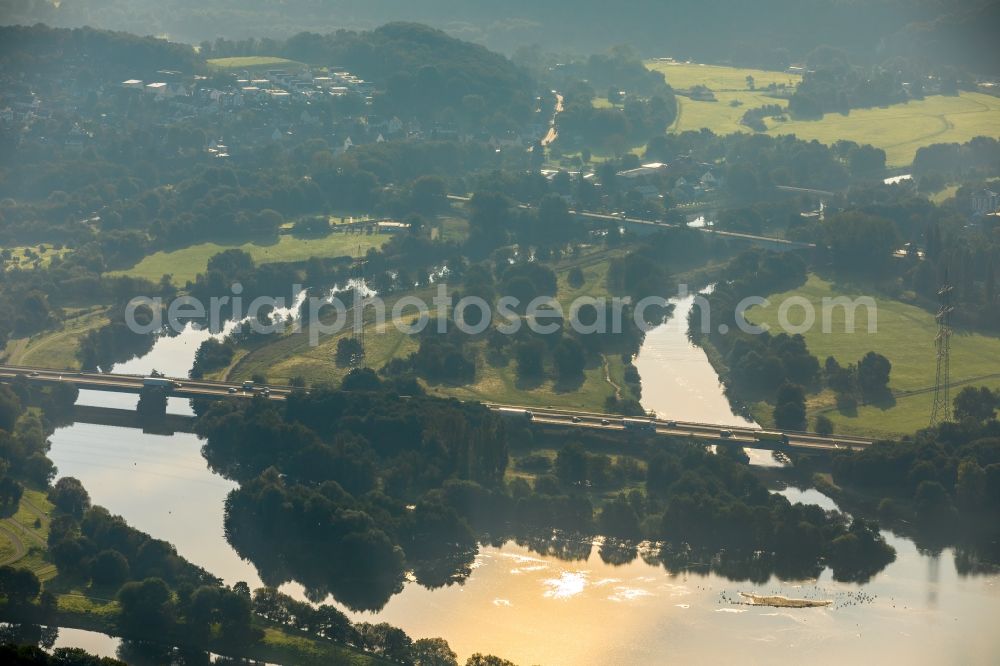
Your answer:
633;286;755;428
39;295;1000;665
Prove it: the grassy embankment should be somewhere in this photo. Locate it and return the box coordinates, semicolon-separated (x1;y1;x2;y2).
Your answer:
743;274;1000;438
646;61;1000;167
226;245;641;412
1;307;109;371
0;487;387;665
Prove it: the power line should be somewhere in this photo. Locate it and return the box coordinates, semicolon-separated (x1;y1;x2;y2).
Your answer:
352;244;367;369
929;275;954;426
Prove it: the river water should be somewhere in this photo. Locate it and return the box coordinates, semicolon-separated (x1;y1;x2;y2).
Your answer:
633;286;756;428
40;296;1000;665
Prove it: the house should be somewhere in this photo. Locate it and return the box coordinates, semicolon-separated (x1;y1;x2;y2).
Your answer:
618;162;668;179
122;79;144;90
334;136;354;154
699;170;719;188
971;189;1000;216
144;82;169;98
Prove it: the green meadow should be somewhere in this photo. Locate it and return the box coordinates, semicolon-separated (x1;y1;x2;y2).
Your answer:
113;233;388;285
744;275;1000;437
646;61;1000;167
206;56;301;70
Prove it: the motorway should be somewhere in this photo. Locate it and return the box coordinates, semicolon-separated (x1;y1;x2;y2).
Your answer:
0;364;872;453
446;195;815;250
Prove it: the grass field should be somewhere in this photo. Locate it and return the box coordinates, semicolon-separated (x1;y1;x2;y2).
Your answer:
206;56;301;70
227;246;639;411
670;90;791;136
647;61;801;91
2;307;108;371
744;274;1000;437
0;487;57;580
763;93;1000;167
646;61;1000;167
113;232;388;285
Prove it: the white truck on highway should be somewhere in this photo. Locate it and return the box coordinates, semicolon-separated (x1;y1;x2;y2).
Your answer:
143;377;182;389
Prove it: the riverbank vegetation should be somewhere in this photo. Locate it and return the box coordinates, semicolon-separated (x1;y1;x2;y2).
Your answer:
831;415;1000;553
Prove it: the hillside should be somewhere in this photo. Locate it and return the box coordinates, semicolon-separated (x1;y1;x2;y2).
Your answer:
2;0;996;74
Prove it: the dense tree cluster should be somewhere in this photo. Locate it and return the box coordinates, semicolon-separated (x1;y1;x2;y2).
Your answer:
195;383;507;609
833;413;1000;547
0;25;200;79
912;136;1000;180
271;24;536;132
0;643;125;665
189;339;235;379
46;495;218;593
643;130;856;193
788;47;910;119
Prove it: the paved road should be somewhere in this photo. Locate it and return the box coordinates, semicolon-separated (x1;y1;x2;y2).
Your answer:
446;195;815;250
0;364;872;452
488;403;872;452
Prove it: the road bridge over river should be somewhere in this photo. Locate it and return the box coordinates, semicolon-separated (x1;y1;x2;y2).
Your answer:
0;364;872;453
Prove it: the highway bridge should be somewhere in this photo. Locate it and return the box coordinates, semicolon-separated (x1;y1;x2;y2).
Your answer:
446;195;815;252
0;364;871;453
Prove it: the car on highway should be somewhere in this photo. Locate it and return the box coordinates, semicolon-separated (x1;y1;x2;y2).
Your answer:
571;416;582;423
600;419;611;426
719;430;733;438
28;371;39;377
227;387;238;394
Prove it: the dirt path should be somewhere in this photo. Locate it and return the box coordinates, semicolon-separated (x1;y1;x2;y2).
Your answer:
541;92;564;147
15;498;49;546
0;523;27;566
602;356;623;400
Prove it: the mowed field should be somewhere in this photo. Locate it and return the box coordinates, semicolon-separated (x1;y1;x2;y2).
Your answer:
765;93;1000;167
646;61;801;90
647;61;1000;167
744;275;1000;437
206;56;301;70
113;232;388;285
